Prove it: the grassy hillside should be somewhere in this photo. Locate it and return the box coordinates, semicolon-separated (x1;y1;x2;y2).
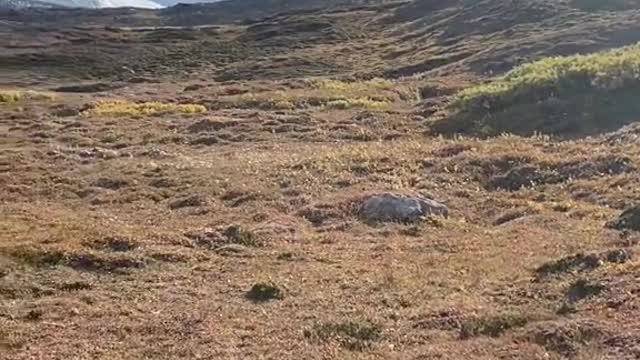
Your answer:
4;0;640;85
3;1;640;359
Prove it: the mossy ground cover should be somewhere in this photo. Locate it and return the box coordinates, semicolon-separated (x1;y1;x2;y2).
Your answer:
432;43;640;136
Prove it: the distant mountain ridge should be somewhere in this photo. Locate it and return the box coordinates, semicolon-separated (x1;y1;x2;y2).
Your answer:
0;0;61;8
0;0;231;8
0;0;164;8
154;0;222;6
0;0;394;27
158;0;395;26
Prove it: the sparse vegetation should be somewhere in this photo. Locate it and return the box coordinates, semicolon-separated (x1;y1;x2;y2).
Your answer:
7;247;66;267
217;78;397;110
325;97;388;110
536;248;634;278
222;225;259;247
81;100;206;116
536;253;602;277
460;314;529;339
306;320;383;351
186;225;260;250
169;194;207;210
87;236;138;252
4;246;144;272
311;78;394;94
53;82;123;93
566;279;607;301
59;281;93;291
434;43;640;136
312;78;395;109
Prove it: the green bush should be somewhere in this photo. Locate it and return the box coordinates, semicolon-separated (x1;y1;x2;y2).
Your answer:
432;42;640;136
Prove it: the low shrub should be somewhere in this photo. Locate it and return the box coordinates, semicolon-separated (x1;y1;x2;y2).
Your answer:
0;89;54;103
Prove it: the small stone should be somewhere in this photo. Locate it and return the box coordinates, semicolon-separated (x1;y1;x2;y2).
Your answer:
359;192;449;224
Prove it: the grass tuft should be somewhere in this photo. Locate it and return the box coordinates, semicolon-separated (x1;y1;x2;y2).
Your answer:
460;313;528;339
245;282;284;302
536;253;601;277
306;320;383;351
566;279;607;302
223;225;259;247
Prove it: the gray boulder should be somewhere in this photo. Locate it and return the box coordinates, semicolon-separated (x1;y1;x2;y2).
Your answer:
359;192;448;223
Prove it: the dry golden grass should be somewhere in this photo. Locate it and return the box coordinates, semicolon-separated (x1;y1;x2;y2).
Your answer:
325;97;388;109
0;89;54;103
82;100;207;116
2;85;639;358
310;78;395;94
2;2;640;359
213;78;411;110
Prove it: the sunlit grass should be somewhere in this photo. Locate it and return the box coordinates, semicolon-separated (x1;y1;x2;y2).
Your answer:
0;90;55;103
221;78;395;110
82;100;207;116
311;78;394;94
325;97;388;110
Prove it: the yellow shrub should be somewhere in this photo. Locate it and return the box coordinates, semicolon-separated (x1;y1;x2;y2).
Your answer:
82;100;207;116
0;90;54;103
